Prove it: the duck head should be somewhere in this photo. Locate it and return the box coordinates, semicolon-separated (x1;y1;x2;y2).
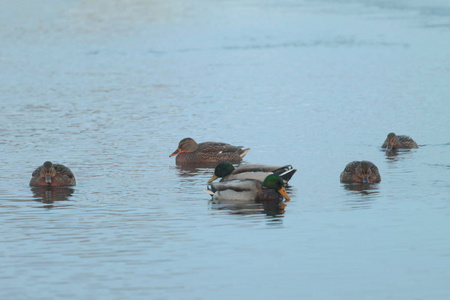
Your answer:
208;161;235;183
385;132;400;152
170;138;199;157
40;161;57;184
262;174;290;201
355;161;373;183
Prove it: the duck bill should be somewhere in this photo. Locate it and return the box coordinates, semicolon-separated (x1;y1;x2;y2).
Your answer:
207;174;218;183
45;174;52;184
278;187;290;201
169;148;181;157
362;176;370;184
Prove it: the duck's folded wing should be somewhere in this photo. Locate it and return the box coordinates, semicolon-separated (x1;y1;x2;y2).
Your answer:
234;164;293;174
398;135;418;148
31;166;42;177
54;164;75;178
211;180;260;201
227;171;272;182
211;179;258;192
200;142;244;153
233;164;296;183
233;164;278;174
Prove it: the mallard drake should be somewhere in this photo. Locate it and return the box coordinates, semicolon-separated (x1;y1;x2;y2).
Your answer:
206;174;290;203
170;137;250;165
29;161;76;187
340;161;381;183
207;161;296;184
382;132;418;151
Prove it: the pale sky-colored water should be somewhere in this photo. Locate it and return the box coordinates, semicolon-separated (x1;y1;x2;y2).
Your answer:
1;0;450;299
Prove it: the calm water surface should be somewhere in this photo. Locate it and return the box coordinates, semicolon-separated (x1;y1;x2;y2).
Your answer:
1;0;450;299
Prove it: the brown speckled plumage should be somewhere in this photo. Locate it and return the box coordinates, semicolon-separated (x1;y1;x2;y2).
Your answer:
29;161;76;187
170;137;250;165
340;161;381;183
381;132;418;151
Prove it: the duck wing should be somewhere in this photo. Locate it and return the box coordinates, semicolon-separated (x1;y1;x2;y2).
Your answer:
210;179;260;201
340;161;359;183
398;135;418;148
367;162;381;182
199;142;244;153
227;171;273;182
31;165;43;177
232;164;297;183
54;164;75;179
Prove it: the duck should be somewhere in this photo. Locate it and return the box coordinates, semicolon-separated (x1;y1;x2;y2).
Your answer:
381;132;418;152
206;174;290;203
29;161;76;187
340;161;381;183
207;161;296;184
170;137;250;165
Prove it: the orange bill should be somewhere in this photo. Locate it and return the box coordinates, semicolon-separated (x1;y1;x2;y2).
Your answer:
207;174;219;183
170;148;181;157
278;187;290;201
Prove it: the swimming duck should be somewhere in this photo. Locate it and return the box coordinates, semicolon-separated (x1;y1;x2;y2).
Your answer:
206;174;290;203
207;161;296;184
170;137;250;165
29;161;76;187
340;161;381;183
381;132;418;151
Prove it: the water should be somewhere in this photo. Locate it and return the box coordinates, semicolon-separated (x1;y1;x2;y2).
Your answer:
1;0;450;299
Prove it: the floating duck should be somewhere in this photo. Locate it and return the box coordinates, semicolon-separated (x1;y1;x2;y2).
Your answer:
382;132;418;151
29;161;76;187
207;161;296;184
170;137;249;165
340;161;381;183
206;174;290;203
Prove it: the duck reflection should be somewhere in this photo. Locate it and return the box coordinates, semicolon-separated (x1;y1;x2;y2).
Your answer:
175;163;218;178
208;185;294;217
31;187;75;204
342;183;379;209
210;199;286;217
343;183;379;192
383;148;413;163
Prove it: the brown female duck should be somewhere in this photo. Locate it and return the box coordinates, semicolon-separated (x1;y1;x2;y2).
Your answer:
340;161;381;183
382;132;418;152
170;137;250;165
29;161;76;187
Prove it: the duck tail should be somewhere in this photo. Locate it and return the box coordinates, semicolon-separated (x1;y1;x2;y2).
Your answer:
240;148;250;158
273;165;297;183
204;189;214;196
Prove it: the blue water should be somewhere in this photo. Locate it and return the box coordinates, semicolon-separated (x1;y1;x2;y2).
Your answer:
1;0;450;299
